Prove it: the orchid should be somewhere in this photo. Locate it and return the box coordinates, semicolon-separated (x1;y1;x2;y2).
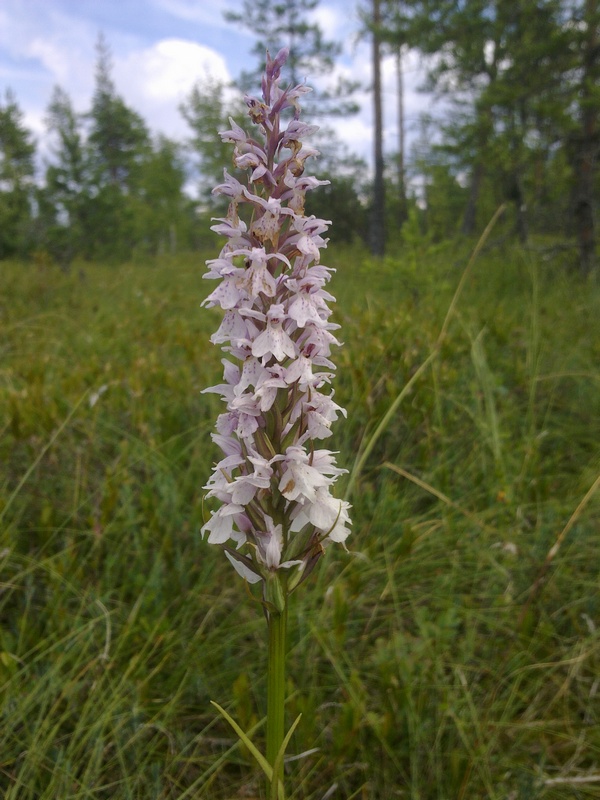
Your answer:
202;48;350;798
201;47;351;598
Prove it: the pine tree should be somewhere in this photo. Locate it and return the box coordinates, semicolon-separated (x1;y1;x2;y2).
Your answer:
381;0;585;246
225;0;358;118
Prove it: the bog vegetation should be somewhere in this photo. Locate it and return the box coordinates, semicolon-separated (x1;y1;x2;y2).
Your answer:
1;0;599;797
1;239;599;798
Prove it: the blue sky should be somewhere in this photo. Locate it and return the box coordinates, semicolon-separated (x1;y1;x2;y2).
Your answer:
0;0;433;166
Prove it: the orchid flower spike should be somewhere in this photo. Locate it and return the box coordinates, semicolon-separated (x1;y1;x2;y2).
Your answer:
201;48;351;611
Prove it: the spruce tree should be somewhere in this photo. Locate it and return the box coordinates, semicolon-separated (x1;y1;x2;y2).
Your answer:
0;90;35;258
41;86;91;262
88;35;150;191
86;34;150;260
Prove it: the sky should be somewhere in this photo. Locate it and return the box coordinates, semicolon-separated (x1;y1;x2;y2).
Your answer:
0;0;435;171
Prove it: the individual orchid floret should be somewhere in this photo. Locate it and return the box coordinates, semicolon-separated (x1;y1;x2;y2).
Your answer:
219;117;247;144
212;170;246;202
251;304;296;362
201;48;351;605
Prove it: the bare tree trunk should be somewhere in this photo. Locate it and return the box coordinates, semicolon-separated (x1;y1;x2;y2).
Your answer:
369;0;386;256
396;46;408;228
462;101;494;236
574;130;596;275
461;161;484;236
506;104;529;245
511;174;528;244
573;0;598;276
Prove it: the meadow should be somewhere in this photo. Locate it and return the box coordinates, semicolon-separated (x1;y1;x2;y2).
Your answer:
1;239;599;799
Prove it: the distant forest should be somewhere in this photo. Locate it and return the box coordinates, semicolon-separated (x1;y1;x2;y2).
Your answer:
1;0;598;274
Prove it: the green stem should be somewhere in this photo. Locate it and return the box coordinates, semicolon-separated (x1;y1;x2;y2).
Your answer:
266;605;287;796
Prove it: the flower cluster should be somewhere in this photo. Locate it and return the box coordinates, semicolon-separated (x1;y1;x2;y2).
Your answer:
201;48;351;608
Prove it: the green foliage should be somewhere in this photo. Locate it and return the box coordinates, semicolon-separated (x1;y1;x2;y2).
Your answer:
34;43;199;265
0;90;35;258
1;245;598;798
139;137;197;254
180;75;246;204
88;35;151;193
308;150;370;245
38;86;91;265
382;0;600;269
83;36;152;262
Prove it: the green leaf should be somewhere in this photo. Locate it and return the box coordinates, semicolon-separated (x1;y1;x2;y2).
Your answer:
270;713;303;800
210;701;273;781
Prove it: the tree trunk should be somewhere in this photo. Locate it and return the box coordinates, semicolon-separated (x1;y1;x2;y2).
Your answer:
396;47;408;228
461;161;484;236
462;101;495;237
369;0;386;256
573;135;596;275
573;0;598;276
511;173;528;245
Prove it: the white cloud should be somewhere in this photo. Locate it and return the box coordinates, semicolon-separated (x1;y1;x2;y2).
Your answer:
152;0;235;30
329;114;372;158
311;0;364;43
23;108;45;139
0;4;97;115
309;5;343;39
117;39;229;101
26;38;71;83
114;39;231;139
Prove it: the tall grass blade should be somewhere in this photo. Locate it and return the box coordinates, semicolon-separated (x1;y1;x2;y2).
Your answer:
345;204;506;499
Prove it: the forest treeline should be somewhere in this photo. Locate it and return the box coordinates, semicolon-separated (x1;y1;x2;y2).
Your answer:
0;0;598;273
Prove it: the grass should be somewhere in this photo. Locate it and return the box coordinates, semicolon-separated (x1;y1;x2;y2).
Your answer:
1;239;599;799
